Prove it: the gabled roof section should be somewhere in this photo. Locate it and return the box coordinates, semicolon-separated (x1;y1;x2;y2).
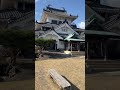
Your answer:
55;23;79;35
38;30;63;39
86;4;105;22
85;15;95;27
64;33;85;41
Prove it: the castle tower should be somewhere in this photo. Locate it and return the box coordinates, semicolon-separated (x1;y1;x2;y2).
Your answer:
40;6;78;24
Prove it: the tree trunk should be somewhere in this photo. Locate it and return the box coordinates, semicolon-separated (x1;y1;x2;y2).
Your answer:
6;48;18;77
10;49;17;65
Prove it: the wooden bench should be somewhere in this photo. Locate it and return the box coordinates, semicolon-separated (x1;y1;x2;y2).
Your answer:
48;69;71;90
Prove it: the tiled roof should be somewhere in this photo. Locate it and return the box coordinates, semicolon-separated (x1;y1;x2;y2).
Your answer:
85;30;120;37
0;9;23;19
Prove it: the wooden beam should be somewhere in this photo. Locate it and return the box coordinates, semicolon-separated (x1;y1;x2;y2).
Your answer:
49;69;71;90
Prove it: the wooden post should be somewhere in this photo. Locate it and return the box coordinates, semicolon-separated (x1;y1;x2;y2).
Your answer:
71;42;72;52
77;42;80;52
101;41;103;57
68;42;70;50
86;41;89;60
104;41;107;61
23;2;25;10
1;0;3;10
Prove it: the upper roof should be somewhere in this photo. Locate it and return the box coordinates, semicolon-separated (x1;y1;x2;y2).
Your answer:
45;6;67;13
40;6;78;23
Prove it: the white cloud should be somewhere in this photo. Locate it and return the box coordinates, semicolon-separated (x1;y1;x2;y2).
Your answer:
40;0;55;4
78;22;85;29
35;0;39;2
35;12;38;15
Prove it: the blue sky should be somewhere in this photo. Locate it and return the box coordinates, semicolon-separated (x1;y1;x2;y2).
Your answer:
35;0;85;29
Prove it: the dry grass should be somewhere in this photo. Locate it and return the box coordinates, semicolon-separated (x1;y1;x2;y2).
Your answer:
0;79;34;90
35;56;85;90
86;73;120;90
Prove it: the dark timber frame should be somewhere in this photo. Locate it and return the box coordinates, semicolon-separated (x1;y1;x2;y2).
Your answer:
85;30;120;60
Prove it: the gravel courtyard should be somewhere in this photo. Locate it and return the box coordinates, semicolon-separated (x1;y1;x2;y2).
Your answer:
35;56;85;90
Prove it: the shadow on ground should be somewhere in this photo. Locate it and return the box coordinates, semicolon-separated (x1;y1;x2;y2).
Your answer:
62;76;80;90
40;51;85;60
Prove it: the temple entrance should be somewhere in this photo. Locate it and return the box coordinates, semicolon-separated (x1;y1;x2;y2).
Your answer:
88;40;104;59
71;42;78;51
65;41;80;51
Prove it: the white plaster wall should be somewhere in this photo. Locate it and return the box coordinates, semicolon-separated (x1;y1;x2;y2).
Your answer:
45;34;64;49
47;16;72;24
56;27;74;34
100;0;120;8
58;41;64;49
35;31;40;36
55;24;74;34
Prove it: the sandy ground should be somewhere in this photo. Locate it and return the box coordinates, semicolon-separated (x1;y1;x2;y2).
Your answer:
35;56;85;90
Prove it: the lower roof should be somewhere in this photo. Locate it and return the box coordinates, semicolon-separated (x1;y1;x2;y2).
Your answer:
85;30;120;37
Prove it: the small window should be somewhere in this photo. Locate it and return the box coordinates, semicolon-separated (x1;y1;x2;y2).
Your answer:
52;20;57;24
62;27;67;32
59;21;62;24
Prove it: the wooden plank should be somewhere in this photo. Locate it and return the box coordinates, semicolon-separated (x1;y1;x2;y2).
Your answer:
49;69;71;89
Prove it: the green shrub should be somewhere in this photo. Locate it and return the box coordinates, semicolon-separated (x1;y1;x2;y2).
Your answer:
35;38;56;50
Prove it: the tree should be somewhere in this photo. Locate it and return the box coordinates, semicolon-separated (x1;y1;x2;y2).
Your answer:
35;38;56;50
0;29;34;75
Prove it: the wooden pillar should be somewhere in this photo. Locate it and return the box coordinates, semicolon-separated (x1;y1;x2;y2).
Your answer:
86;41;89;60
67;41;70;50
70;42;72;52
14;1;18;10
104;41;107;61
101;41;103;57
0;0;1;10
23;2;25;11
55;42;56;50
77;42;80;52
1;0;4;10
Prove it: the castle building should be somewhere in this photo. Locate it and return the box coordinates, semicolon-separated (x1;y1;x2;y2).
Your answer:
35;6;85;51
